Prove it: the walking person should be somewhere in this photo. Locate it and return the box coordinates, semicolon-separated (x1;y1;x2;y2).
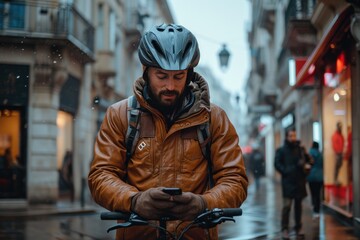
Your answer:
88;23;248;240
275;129;312;239
249;143;265;190
307;141;323;219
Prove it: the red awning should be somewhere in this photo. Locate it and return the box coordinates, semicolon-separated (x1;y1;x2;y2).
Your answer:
295;5;353;87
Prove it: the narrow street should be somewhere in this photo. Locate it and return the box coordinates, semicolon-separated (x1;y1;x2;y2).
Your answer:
0;178;358;240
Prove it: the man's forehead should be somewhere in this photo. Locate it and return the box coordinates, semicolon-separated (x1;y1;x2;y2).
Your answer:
152;68;186;74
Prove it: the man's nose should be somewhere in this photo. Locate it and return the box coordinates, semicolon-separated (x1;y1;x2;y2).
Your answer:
165;79;175;90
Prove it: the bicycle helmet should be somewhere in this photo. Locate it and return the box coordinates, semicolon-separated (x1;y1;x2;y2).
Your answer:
138;23;200;70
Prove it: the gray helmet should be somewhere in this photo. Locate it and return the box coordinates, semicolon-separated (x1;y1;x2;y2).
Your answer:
138;23;200;70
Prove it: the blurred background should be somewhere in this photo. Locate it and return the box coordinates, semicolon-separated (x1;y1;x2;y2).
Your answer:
0;0;359;237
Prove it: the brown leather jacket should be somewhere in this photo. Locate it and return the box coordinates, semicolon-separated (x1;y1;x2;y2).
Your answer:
88;73;248;239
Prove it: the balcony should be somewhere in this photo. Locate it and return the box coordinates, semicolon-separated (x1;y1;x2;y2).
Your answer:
0;2;94;61
123;1;148;51
251;0;277;34
283;0;317;56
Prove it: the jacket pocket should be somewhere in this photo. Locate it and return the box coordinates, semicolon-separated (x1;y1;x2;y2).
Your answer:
181;138;204;173
129;137;154;173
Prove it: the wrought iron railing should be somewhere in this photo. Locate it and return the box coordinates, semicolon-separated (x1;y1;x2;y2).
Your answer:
0;1;94;54
285;0;317;27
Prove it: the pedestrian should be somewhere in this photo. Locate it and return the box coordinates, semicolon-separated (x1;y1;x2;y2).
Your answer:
88;23;248;240
274;128;312;240
306;141;323;219
249;143;265;190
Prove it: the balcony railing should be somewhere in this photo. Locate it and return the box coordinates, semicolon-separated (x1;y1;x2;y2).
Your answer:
285;0;317;29
0;1;94;56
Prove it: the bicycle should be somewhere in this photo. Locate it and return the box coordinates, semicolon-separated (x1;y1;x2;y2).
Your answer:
101;207;243;240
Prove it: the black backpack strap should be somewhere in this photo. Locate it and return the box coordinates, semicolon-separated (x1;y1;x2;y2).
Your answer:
125;95;141;168
197;120;214;188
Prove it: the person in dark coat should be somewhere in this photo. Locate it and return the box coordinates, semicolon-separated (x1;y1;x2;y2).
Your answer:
249;144;265;190
275;129;312;239
307;141;323;218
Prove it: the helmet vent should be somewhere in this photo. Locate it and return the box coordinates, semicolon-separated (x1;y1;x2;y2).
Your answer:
183;42;192;57
151;40;165;57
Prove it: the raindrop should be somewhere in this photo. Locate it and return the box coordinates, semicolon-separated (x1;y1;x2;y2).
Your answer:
53;61;57;64
16;75;20;79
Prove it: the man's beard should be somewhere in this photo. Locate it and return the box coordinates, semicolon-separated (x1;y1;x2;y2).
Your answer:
149;87;183;113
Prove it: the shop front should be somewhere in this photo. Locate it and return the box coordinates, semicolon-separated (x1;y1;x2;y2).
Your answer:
294;4;360;234
322;54;353;216
0;64;29;199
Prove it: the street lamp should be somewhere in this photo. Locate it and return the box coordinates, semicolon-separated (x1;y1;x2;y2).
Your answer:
218;44;231;69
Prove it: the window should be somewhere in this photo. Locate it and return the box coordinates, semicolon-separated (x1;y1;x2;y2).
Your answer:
96;4;104;49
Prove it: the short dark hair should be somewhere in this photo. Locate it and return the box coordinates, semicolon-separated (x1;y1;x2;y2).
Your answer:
285;128;296;137
312;141;319;149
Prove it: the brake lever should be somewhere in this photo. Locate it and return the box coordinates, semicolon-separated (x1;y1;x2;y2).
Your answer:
198;216;235;228
106;213;148;232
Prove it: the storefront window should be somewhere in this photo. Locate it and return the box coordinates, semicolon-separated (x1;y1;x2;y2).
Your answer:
322;67;352;215
56;110;74;200
0;108;26;198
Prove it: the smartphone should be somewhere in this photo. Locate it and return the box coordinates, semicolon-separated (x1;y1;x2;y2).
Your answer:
162;187;182;195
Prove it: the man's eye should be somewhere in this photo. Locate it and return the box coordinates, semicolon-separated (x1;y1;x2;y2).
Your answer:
157;74;167;79
174;75;184;80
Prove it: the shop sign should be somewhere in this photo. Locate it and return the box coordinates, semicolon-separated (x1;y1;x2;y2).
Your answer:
281;113;294;128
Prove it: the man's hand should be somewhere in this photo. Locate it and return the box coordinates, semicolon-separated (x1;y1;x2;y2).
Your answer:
131;187;176;220
168;192;206;220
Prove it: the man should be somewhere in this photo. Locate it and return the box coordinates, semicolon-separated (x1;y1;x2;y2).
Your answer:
249;143;265;190
274;129;312;240
88;24;248;240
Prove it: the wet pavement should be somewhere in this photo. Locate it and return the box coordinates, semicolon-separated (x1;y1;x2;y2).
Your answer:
219;177;358;239
0;177;358;239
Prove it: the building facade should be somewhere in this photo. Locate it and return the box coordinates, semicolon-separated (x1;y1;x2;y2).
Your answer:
0;0;173;207
247;0;360;236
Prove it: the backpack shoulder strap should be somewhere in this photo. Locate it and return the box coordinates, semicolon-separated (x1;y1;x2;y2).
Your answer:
197;115;213;188
125;95;141;167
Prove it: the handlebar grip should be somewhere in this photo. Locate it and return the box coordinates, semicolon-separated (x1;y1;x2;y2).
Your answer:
222;208;242;217
100;211;130;220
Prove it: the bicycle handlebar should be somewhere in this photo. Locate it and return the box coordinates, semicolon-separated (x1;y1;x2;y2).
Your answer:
101;211;130;220
100;208;243;239
221;208;243;217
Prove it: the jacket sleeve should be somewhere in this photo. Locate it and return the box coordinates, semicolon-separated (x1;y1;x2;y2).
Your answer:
301;147;313;165
274;147;285;175
201;106;248;210
88;101;139;212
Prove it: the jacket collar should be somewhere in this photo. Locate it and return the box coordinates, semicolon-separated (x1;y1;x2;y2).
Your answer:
133;72;211;119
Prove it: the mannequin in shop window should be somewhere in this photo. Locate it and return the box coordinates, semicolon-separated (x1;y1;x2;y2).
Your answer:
332;121;344;186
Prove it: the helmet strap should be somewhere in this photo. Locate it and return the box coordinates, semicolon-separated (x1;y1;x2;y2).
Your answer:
142;67;149;81
186;68;194;84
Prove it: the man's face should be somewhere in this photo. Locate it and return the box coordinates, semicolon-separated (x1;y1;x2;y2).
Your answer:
147;67;187;108
287;130;297;143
